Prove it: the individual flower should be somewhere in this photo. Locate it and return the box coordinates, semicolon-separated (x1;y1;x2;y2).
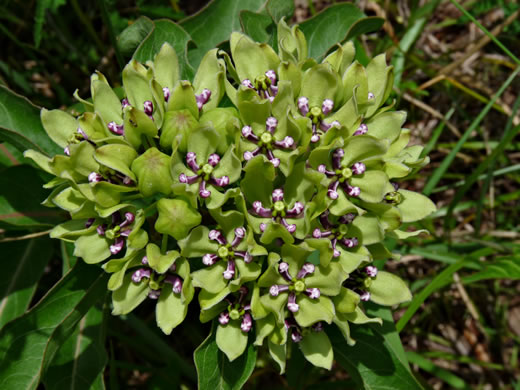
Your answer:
258;244;347;328
178;210;266;303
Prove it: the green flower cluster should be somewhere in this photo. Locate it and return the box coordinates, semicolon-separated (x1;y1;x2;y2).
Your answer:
25;20;436;371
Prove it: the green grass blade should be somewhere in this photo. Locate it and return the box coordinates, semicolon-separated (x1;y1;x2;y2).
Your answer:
449;0;520;65
396;257;469;332
423;66;520;196
406;351;470;390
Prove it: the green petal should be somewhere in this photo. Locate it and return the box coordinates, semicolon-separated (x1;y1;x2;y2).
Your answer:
304;262;347;296
41;108;77;148
216;321;249;362
156;284;188;335
365;54;393;117
167;80;199;119
92;79;122;124
300;63;341;108
106;250;143;291
299;330;333;370
366;110;406;143
178;225;219;258
94;143;137;180
122;60;153;111
131;147;173;197
351;170;390;204
268;339;287;374
370;271;412;306
73;230;111;264
153;43;179;92
396;189;436;222
332;287;360;314
350;214;384;245
199;286;232;310
155;198;201;240
293;295;335;327
342;306;382;325
146;243;180;274
254;315;275;346
191;262;228;294
260;293;287;325
230;32;280;81
123;106;158;149
241;155;275;206
112;273;150;315
193;49;225;110
342;61;368;111
160;109;198;152
187;126;220;165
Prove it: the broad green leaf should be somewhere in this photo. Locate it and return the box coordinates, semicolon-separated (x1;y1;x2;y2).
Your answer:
0;262;108;390
134;19;193;79
194;323;257;390
328;324;424;390
299;4;365;61
0;165;65;228
240;11;273;45
43;305;107;390
0;85;61;156
118;16;154;58
0;238;53;328
180;0;266;68
266;0;295;23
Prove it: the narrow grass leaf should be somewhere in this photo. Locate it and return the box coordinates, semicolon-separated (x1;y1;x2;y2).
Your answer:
406;351;470;390
396;257;469;332
423;66;520;196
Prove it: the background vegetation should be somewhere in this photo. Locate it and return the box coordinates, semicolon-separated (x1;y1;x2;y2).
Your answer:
0;0;519;389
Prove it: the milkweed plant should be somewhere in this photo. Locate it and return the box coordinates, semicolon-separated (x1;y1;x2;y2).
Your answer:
25;18;436;373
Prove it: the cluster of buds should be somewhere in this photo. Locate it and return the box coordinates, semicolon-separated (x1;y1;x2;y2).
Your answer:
28;18;436;372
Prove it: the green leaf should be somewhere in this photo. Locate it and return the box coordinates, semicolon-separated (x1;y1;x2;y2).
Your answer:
0;238;53;328
345;16;385;41
133;19;193;79
240;11;273;44
0;85;61;156
299;330;333;370
328;324;424;390
266;0;295;22
194;322;257;390
0;261;108;390
180;0;266;69
299;4;365;61
43;305;107;390
118;16;154;58
0;165;65;228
